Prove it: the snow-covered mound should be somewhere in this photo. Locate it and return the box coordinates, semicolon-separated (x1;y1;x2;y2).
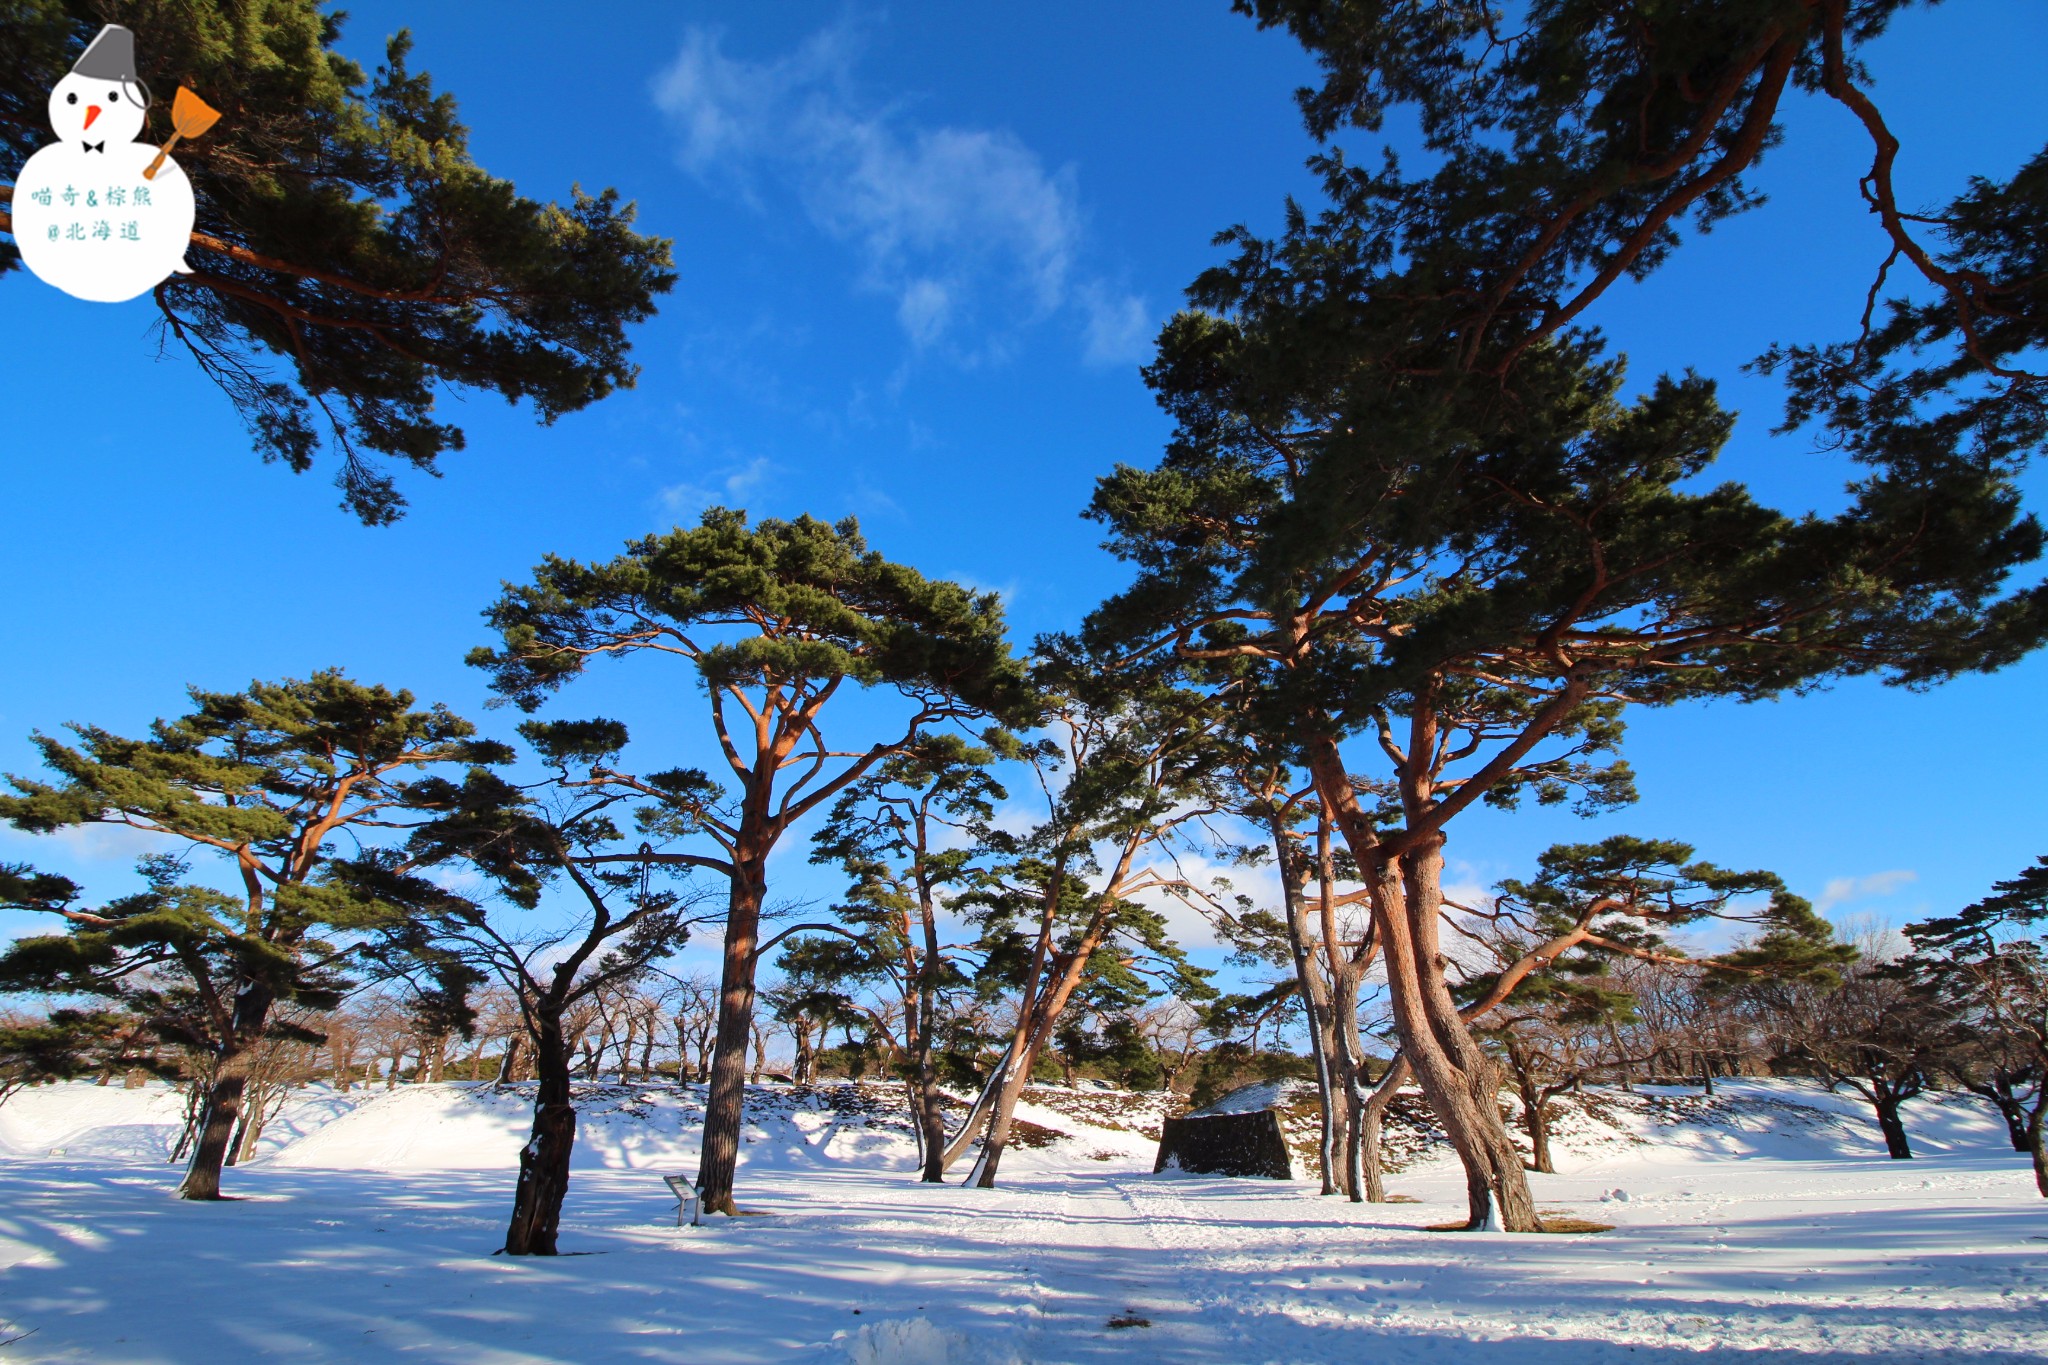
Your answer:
0;1078;1168;1175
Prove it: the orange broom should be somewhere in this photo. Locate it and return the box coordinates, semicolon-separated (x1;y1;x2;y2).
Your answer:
143;86;221;181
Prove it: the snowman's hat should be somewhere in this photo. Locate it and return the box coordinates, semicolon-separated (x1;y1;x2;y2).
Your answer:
71;25;151;105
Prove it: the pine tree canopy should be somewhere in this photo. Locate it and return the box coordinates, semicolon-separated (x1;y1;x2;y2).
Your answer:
1907;855;2048;949
1090;324;2045;790
1230;0;2045;434
0;1;676;524
471;508;1034;726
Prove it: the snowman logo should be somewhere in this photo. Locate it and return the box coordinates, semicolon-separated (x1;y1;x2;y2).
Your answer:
11;26;220;303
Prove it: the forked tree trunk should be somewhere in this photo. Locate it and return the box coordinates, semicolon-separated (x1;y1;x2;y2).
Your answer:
697;853;770;1216
1306;736;1538;1232
973;1032;1041;1189
975;877;1127;1189
504;1020;577;1255
937;1045;1012;1175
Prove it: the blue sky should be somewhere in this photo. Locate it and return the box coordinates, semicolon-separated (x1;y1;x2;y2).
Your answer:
1;2;2044;981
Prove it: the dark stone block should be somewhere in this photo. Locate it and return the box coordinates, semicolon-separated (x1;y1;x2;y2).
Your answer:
1153;1110;1293;1179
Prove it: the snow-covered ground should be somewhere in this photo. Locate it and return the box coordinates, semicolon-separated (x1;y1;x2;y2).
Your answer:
0;1078;2041;1362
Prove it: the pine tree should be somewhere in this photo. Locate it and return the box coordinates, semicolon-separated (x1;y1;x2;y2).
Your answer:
349;719;725;1255
0;671;508;1197
0;1;675;523
1904;858;2048;1193
471;508;1030;1215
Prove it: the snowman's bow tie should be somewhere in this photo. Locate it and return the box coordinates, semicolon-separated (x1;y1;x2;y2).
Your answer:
80;140;105;153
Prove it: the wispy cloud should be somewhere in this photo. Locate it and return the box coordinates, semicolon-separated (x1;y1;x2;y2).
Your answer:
1815;869;1917;912
653;24;1149;364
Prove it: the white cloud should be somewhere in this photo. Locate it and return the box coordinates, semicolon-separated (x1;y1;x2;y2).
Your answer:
1815;869;1917;912
658;455;777;517
653;24;1144;363
0;821;174;870
1080;284;1154;368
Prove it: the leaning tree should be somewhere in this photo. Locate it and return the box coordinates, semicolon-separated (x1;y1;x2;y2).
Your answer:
950;644;1222;1188
347;719;724;1255
0;1;675;522
803;733;1014;1181
0;671;508;1197
471;508;1030;1215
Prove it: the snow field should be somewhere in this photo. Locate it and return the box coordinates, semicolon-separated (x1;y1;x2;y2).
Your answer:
0;1079;2041;1362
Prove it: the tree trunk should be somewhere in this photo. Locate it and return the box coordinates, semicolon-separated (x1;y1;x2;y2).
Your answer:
938;1044;1012;1174
1358;1054;1409;1204
2026;1089;2047;1199
503;1018;578;1255
1874;1089;1914;1160
1306;735;1537;1231
910;1016;948;1184
1965;1078;2033;1153
1504;1043;1555;1175
225;1080;258;1168
1525;1091;1553;1176
1273;817;1340;1196
179;989;274;1200
791;1021;815;1085
495;1033;522;1089
170;1078;207;1164
697;855;769;1216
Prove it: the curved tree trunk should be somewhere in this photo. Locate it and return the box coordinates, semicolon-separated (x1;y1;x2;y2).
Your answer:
504;1018;577;1255
1358;1054;1410;1204
1965;1078;2034;1153
936;1045;1012;1175
179;986;274;1200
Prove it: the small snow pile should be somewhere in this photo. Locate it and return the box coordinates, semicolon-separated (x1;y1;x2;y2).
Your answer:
836;1317;1022;1365
1014;1084;1186;1140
